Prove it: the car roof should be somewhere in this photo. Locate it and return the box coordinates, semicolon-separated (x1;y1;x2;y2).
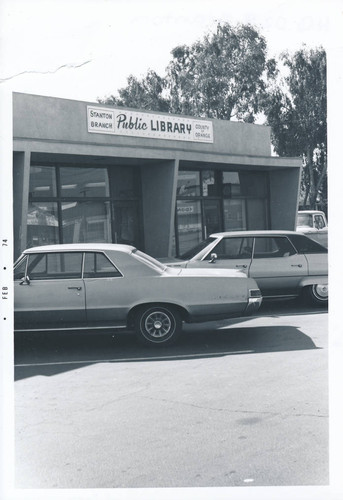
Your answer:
22;243;136;254
298;210;325;215
209;230;299;238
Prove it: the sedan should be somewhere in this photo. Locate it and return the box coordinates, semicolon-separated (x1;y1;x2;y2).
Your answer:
161;231;328;307
14;243;262;346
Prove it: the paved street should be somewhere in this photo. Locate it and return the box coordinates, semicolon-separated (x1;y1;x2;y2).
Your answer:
14;300;328;489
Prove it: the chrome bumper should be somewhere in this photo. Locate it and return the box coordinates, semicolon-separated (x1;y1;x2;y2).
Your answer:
244;293;263;315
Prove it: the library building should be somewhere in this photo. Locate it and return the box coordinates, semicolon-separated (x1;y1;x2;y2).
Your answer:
13;92;301;260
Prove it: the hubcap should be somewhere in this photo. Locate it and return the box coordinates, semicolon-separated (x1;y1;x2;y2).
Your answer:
144;311;172;338
313;284;328;300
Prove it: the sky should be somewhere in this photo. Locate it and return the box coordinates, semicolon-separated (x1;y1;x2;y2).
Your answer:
1;0;342;103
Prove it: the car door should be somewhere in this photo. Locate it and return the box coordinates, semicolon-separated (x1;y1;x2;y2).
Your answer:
249;236;308;297
14;251;86;330
82;251;127;327
186;236;254;275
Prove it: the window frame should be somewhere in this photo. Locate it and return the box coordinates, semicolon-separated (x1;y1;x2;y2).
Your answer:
27;162;144;249
26;252;84;281
288;234;328;254
18;250;125;281
175;167;270;257
14;255;28;281
204;236;254;260
82;251;123;279
252;236;298;259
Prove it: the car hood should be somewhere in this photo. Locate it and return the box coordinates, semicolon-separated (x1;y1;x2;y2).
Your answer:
164;266;246;279
296;226;316;231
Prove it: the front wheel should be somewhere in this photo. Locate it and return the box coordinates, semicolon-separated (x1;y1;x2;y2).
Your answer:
135;306;182;346
304;284;328;307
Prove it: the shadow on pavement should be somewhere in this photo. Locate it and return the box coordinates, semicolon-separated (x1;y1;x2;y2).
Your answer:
257;297;327;316
15;320;320;381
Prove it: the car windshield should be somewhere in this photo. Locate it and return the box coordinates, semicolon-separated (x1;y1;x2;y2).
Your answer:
179;237;217;260
132;249;167;273
297;214;313;227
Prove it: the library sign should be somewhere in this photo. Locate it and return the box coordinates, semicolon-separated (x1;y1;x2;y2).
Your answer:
87;106;213;143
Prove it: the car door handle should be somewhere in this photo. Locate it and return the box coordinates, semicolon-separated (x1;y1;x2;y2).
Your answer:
236;264;247;268
68;286;82;290
291;264;303;268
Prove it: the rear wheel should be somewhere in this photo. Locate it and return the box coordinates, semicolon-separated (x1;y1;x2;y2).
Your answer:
304;284;328;307
135;305;182;346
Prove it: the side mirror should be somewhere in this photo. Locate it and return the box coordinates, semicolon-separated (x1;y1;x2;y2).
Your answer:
20;275;30;286
209;253;217;263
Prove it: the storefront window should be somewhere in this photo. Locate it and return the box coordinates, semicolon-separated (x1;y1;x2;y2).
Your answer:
61;201;112;243
176;200;202;255
171;225;176;257
60;167;110;198
29;166;57;198
112;201;140;246
110;166;140;198
203;199;222;237
223;199;247;231
177;171;200;196
222;172;241;197
238;172;267;197
27;202;59;248
28;164;142;249
175;168;269;256
246;199;266;229
201;170;220;196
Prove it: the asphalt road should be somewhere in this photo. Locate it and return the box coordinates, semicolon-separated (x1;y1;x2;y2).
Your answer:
14;300;329;490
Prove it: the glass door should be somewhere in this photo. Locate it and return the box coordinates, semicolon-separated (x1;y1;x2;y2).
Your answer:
112;201;141;247
203;199;222;238
223;199;247;231
176;200;202;256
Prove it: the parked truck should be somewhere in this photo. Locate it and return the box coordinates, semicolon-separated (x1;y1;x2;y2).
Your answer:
296;210;328;247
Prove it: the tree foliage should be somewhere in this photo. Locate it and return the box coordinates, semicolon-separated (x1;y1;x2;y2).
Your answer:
100;22;271;123
166;23;269;122
98;69;169;112
263;47;327;211
99;26;327;212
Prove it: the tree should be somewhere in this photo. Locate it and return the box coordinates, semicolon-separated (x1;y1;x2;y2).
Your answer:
165;23;270;122
99;69;169;112
98;27;327;213
263;47;327;212
99;22;272;123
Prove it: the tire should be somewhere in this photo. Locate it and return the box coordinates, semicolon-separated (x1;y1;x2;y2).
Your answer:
304;284;328;307
135;305;182;346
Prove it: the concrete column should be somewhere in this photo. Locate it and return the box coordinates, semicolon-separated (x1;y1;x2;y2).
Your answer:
141;159;179;258
13;151;31;259
269;168;301;230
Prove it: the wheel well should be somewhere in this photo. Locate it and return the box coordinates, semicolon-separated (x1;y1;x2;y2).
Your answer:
127;302;189;327
298;277;328;289
301;283;328;306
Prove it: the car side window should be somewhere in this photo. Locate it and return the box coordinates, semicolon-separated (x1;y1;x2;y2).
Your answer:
314;215;325;229
27;252;83;280
206;237;253;259
289;234;327;254
83;252;122;278
253;237;296;258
